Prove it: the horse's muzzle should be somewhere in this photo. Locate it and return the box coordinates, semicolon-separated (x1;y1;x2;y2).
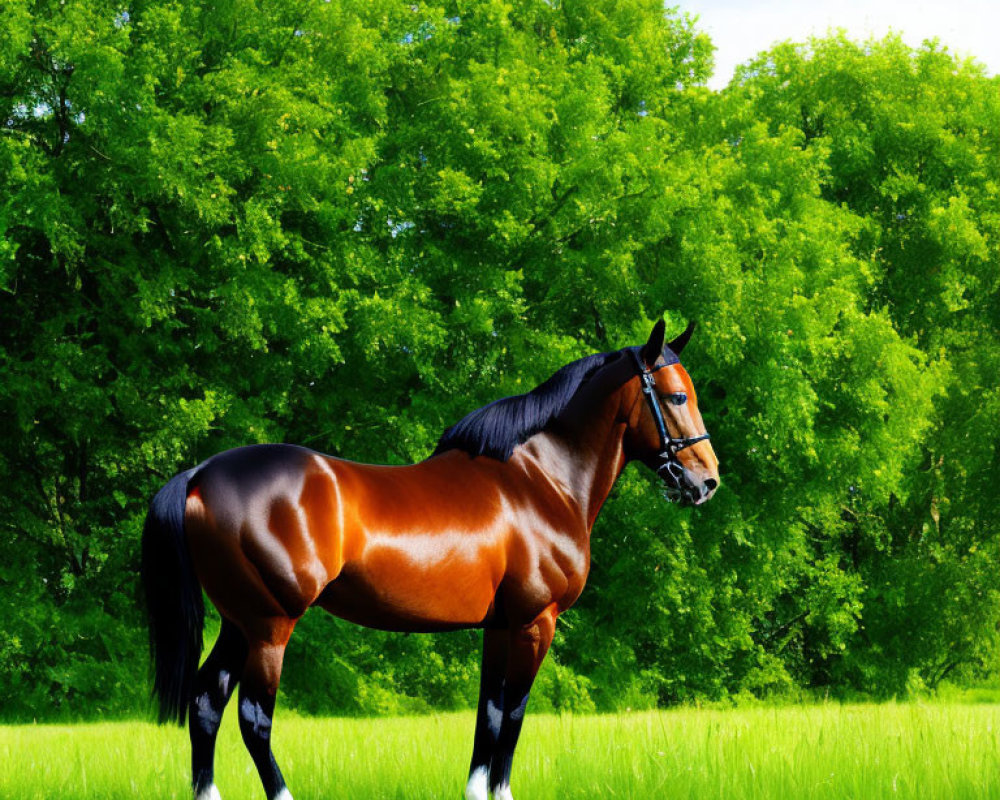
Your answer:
658;461;718;506
689;477;718;505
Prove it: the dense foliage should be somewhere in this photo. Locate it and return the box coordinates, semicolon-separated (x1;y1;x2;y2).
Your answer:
1;1;997;719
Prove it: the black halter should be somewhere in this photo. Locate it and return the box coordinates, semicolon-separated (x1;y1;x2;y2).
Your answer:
630;348;711;487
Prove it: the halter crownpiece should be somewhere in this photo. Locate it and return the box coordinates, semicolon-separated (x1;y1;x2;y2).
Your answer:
629;347;711;496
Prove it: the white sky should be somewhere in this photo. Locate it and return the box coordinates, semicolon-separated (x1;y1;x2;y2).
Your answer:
678;0;1000;89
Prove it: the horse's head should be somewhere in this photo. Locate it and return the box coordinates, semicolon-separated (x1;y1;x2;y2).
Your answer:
623;319;720;506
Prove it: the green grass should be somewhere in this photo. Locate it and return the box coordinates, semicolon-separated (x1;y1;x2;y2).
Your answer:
3;703;1000;799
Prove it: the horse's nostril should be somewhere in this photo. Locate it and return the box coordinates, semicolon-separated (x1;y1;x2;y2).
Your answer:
704;478;718;492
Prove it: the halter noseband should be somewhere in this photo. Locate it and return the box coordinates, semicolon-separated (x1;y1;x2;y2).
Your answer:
630;349;711;484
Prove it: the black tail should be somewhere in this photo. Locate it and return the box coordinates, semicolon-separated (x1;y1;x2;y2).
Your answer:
140;468;204;726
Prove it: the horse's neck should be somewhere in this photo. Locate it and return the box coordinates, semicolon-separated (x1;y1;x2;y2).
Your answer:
516;381;634;531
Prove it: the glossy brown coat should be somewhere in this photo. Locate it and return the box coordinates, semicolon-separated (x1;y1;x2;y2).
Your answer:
185;363;716;641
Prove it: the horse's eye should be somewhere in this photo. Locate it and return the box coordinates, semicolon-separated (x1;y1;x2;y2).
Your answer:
667;393;687;406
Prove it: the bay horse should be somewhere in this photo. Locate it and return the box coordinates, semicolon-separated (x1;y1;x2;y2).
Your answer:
141;319;719;800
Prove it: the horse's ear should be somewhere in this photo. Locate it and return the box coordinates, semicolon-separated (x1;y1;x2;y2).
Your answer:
641;319;666;367
668;320;696;356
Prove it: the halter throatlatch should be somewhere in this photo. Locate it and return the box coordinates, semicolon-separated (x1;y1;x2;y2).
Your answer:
630;349;711;500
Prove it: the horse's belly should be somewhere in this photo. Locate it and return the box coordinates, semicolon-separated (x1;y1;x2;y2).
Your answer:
314;546;501;632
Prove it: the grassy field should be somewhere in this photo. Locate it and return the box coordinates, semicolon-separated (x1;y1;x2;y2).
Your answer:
3;702;1000;799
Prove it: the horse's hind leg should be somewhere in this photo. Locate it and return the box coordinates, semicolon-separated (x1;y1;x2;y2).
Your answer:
238;618;297;800
191;618;249;800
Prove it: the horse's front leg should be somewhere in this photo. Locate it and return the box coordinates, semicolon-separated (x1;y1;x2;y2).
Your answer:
465;628;508;800
489;604;558;800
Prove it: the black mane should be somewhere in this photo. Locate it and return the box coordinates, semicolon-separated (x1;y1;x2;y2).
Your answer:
433;350;624;461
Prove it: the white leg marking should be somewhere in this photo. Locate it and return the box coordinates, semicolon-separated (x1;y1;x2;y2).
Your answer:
274;789;294;800
194;786;221;800
493;784;514;800
464;766;489;800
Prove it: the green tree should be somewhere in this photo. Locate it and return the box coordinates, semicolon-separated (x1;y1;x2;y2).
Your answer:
2;1;998;719
717;34;1000;695
0;0;715;717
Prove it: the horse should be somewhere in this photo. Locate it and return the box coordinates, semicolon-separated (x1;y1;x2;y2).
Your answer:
140;318;719;800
